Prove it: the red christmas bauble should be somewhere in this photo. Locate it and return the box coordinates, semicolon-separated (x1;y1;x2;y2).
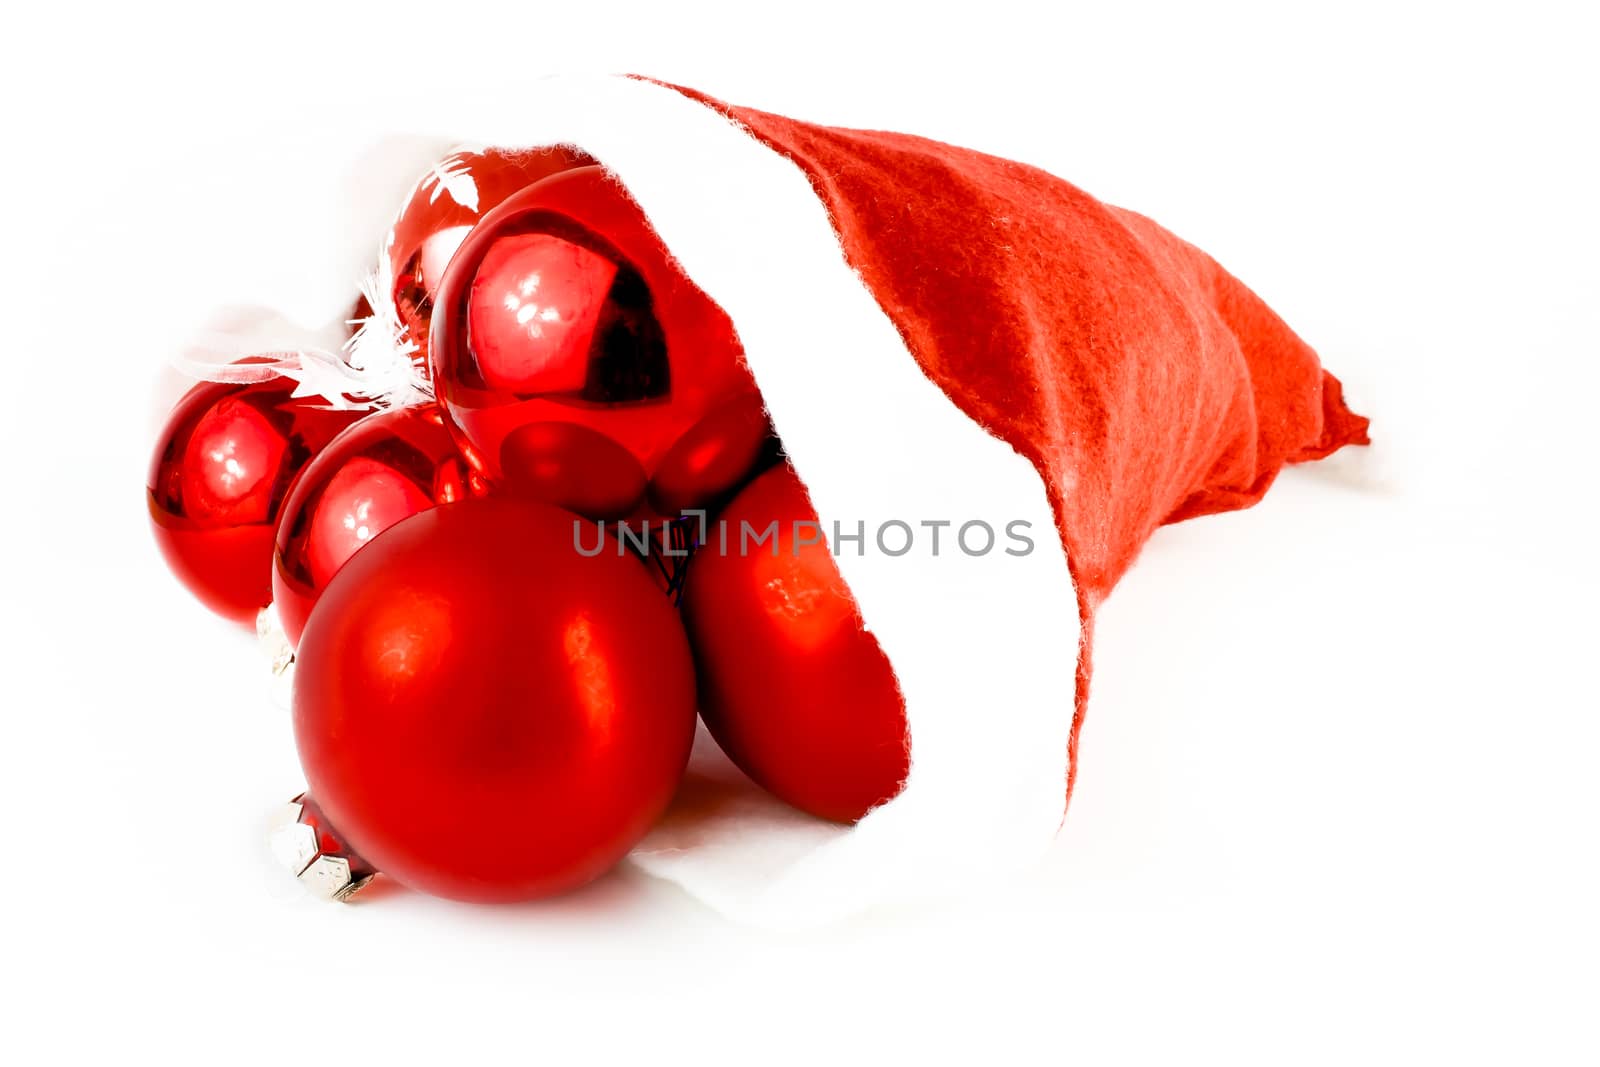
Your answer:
430;164;768;519
389;147;593;355
272;403;477;649
683;464;909;823
293;496;697;902
148;372;363;622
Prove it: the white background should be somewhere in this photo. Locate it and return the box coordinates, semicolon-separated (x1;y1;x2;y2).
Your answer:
4;1;1597;1062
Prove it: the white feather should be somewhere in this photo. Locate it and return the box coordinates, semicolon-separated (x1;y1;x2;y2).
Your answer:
422;154;480;212
174;234;432;413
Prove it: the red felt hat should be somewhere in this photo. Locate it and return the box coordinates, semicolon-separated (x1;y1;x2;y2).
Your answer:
259;74;1369;926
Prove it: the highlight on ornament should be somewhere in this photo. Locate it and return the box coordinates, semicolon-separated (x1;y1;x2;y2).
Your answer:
148;77;1369;919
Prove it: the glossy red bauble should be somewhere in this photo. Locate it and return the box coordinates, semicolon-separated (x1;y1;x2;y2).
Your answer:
292;497;697;902
272;403;476;649
148;372;363;622
430;164;767;519
388;147;593;355
683;464;909;823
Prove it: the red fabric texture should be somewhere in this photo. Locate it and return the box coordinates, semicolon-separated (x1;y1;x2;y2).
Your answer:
661;83;1370;797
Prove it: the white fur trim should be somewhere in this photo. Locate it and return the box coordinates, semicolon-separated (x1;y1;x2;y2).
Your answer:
383;75;1083;928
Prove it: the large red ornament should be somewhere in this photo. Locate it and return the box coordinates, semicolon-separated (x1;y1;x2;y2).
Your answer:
682;464;909;824
292;497;697;902
148;372;362;622
387;147;593;355
271;403;475;649
430;164;768;519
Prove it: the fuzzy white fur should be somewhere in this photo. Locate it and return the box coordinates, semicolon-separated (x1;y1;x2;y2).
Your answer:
374;75;1084;928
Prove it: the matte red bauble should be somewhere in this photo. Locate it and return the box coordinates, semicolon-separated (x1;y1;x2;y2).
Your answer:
388;147;593;354
148;372;363;622
430;164;768;519
683;464;909;823
292;497;697;903
272;403;475;649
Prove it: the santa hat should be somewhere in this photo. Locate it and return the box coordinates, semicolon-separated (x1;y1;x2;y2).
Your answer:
287;74;1369;928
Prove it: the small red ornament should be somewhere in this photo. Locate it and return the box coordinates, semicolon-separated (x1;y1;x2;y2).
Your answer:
148;372;363;622
683;464;909;823
430;164;767;519
271;403;476;649
293;496;697;902
388;147;593;354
